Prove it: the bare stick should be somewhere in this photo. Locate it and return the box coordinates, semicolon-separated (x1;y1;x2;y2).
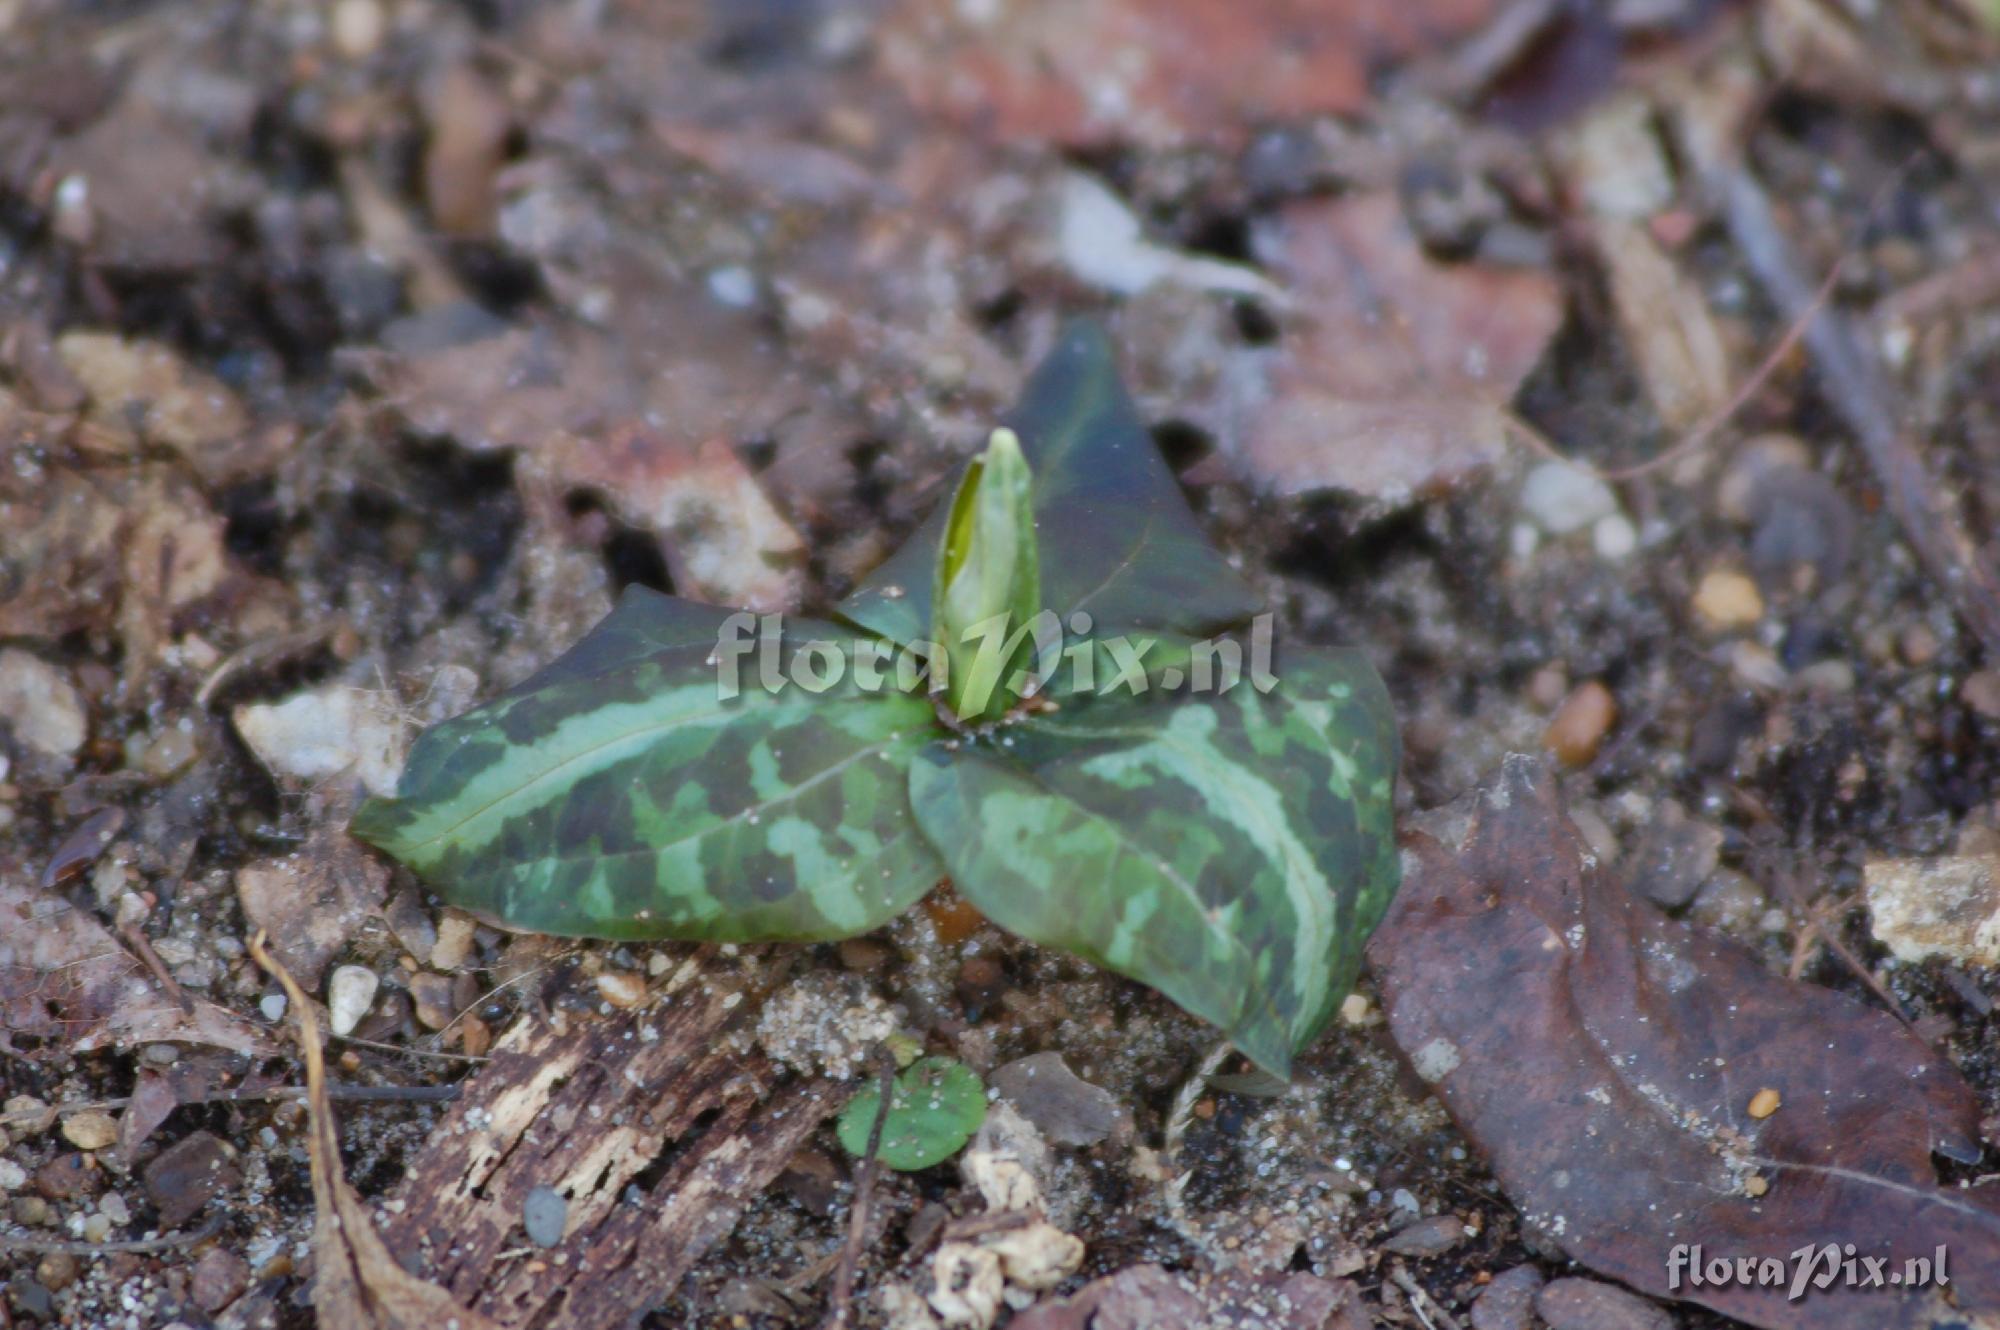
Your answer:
823;1048;897;1329
1714;163;2000;660
0;1215;223;1256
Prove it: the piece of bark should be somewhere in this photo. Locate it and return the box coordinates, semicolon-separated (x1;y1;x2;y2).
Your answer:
381;958;836;1329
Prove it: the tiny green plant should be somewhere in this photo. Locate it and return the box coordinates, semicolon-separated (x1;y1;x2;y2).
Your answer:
350;321;1399;1076
837;1057;987;1171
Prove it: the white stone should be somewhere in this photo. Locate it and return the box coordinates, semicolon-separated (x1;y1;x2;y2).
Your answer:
984;1221;1084;1291
928;1244;1003;1329
233;685;406;796
327;965;380;1037
1592;513;1637;560
0;648;87;760
1520;462;1619;536
1866;856;2000;966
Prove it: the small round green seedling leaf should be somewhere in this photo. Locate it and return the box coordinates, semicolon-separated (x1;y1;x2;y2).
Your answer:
838;1057;988;1171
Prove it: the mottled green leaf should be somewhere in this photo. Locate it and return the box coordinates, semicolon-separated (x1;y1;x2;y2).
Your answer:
838;1057;988;1171
908;647;1398;1077
838;320;1263;647
351;587;943;942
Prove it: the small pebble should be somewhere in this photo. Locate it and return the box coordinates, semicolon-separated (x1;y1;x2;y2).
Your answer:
1520;462;1620;536
99;1190;130;1224
35;1251;78;1292
260;992;288;1022
1717;433;1812;523
0;1159;26;1191
1472;1265;1545;1330
595;970;648;1010
1591;513;1637;560
330;0;385;58
523;1184;567;1247
1381;1213;1466;1257
191;1246;252;1313
706;266;758;308
327;964;379;1037
1727;640;1787;690
1962;670;2000;720
61;1110;118;1152
0;648;87;762
432;912;477;971
1693;569;1763;630
409;972;455;1029
1899;623;1940;667
1544;681;1616;767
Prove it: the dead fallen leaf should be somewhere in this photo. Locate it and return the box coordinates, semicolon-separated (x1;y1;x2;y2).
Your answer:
56;331;286;486
235;832;390;991
536;426;805;611
44;102;232;270
881;0;1498;149
0;869;272;1059
371;315;808;611
1368;756;2000;1329
1238;192;1564;505
0;457;277;690
250;932;505;1330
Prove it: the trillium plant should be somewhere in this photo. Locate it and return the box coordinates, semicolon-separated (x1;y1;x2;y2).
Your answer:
352;323;1399;1076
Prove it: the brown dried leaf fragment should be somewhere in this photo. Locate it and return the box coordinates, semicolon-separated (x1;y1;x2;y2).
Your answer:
0;870;272;1059
1240;193;1563;507
249;933;504;1330
1369;757;2000;1329
882;0;1498;150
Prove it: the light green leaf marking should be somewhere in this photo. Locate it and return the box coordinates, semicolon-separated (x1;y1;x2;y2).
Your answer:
351;588;942;942
908;647;1398;1077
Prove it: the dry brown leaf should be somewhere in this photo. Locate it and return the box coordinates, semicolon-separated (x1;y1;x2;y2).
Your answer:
536;426;805;612
0;459;274;686
881;0;1497;149
1239;192;1564;505
56;331;278;486
250;932;505;1330
234;832;390;991
0;871;273;1059
1369;757;2000;1330
373;318;808;611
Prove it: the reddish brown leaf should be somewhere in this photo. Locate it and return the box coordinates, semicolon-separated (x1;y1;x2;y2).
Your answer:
1368;756;2000;1329
881;0;1497;149
1239;193;1563;505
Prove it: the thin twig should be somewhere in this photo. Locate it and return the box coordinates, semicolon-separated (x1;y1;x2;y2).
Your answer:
119;921;194;1017
0;1082;461;1129
1713;159;2000;661
1389;1263;1464;1330
822;1048;897;1330
1769;865;1911;1025
1504;155;1915;485
0;1214;223;1256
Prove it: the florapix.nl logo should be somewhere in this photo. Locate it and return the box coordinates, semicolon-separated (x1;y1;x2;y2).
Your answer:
708;609;1281;713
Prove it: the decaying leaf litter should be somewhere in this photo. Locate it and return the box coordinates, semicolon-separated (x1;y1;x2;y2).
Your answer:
8;1;2000;1327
